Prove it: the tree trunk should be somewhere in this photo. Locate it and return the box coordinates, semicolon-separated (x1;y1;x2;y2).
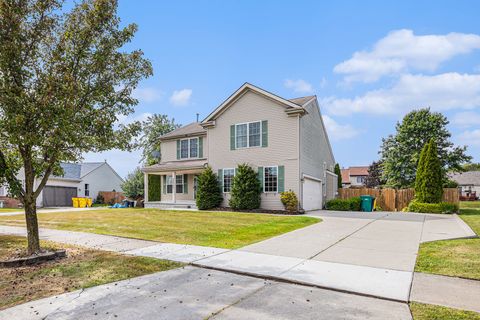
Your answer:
24;197;41;255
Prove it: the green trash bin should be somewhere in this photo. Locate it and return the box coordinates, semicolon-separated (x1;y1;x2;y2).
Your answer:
360;195;375;212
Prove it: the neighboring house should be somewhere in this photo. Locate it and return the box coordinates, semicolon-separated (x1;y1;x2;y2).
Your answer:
2;161;123;207
341;166;369;188
143;83;337;211
450;171;480;198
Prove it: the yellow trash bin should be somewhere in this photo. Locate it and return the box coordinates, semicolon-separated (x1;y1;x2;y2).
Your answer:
78;198;87;208
86;198;93;207
72;198;79;208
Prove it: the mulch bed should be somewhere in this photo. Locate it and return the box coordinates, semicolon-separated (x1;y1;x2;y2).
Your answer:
210;207;305;215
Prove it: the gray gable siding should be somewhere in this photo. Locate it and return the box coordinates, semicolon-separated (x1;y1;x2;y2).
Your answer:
299;99;337;204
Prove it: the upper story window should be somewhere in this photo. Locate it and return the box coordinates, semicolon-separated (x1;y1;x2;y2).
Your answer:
235;121;261;149
223;168;235;193
264;166;278;193
179;137;199;159
356;176;366;184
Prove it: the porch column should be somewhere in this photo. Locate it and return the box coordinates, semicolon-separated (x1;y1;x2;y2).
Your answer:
172;172;176;203
144;173;149;203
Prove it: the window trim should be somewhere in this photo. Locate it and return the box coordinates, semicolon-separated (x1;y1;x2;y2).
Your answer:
235;121;262;149
263;165;279;193
222;168;235;193
166;175;173;194
179;137;200;159
176;174;184;194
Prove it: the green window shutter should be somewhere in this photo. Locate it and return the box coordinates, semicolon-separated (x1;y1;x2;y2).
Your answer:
257;166;264;192
278;165;285;192
176;140;180;159
198;137;203;158
218;169;223;191
230;125;236;150
261;120;268;147
162;175;166;194
183;174;188;194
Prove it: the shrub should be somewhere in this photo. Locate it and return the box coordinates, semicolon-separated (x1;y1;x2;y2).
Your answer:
148;174;161;201
122;167;144;199
280;190;299;212
196;166;223;210
407;201;459;214
95;193;105;204
229;164;261;210
326;197;361;211
414;139;443;203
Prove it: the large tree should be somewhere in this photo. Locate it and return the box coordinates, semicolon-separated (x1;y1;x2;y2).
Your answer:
380;108;471;188
139;114;180;165
0;0;152;254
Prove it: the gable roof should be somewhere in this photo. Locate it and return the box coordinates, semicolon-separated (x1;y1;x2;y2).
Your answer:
288;96;316;106
202;83;307;123
450;171;480;186
341;166;369;184
51;162;113;180
160;122;206;140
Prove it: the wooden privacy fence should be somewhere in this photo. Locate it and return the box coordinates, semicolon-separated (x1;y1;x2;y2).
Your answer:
98;191;125;204
337;188;459;212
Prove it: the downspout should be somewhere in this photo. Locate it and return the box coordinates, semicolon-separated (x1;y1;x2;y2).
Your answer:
298;114;302;210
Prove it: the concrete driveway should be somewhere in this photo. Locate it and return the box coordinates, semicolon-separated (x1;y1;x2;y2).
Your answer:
0;266;412;320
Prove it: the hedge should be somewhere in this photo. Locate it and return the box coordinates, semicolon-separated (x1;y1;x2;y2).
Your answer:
148;174;161;201
325;197;361;211
407;201;458;214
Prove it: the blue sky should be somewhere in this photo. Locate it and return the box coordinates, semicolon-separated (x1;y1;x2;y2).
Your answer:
85;0;480;177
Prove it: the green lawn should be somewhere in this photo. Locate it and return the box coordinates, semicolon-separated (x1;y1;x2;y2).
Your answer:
416;201;480;280
410;302;480;320
0;235;182;310
0;208;319;249
0;208;22;213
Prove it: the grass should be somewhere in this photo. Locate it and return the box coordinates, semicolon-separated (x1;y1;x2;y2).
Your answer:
416;201;480;280
0;235;182;310
0;208;22;213
410;302;480;320
0;208;319;249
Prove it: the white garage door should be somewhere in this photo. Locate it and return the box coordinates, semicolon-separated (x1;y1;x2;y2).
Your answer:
303;177;323;211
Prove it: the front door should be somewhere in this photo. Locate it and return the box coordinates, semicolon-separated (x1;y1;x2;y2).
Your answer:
193;176;198;199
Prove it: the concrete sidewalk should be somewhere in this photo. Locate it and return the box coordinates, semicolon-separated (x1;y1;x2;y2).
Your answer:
0;266;412;320
0;206;99;216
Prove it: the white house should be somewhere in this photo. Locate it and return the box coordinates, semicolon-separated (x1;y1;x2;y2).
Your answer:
142;83;337;211
2;161;124;207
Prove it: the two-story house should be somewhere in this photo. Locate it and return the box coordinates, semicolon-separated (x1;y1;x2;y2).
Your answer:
142;83;337;211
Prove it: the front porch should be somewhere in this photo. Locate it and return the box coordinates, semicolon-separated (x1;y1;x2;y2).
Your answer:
143;160;208;210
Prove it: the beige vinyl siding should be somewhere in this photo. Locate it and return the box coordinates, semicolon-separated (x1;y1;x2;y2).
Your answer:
207;90;300;210
160;136;208;163
299;99;336;207
326;172;338;201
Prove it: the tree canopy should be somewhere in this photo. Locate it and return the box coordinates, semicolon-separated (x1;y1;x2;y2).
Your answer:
365;161;383;188
121;167;144;200
138;114;180;165
0;0;151;253
380;108;471;188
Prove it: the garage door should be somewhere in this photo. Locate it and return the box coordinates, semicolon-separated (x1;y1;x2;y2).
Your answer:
303;177;323;211
43;186;77;207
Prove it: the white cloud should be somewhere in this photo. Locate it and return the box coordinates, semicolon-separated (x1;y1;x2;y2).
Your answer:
452;111;480;128
132;87;164;103
322;73;480;116
169;89;192;106
284;79;314;94
334;29;480;83
457;129;480;146
319;77;328;89
322;115;360;141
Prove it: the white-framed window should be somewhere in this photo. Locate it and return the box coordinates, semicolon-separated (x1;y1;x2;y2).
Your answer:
356;176;365;183
166;176;173;194
264;166;278;193
176;174;184;193
179;137;199;159
223;168;235;193
190;138;198;158
235;121;261;149
84;184;90;197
